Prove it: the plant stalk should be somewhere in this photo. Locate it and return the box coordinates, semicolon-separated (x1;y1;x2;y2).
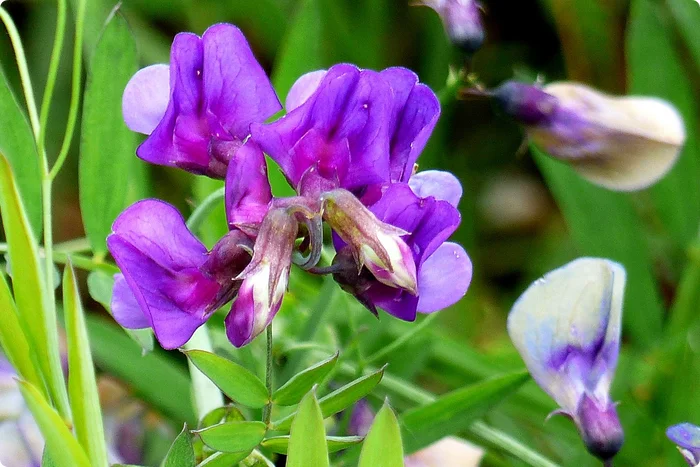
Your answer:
263;323;274;426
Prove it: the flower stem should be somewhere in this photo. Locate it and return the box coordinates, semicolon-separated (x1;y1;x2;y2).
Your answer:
51;251;119;275
365;312;439;365
263;323;274;426
186;187;225;232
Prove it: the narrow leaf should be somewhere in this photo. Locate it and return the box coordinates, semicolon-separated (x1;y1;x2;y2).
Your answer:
87;270;154;352
63;263;109;466
358;401;403;467
261;435;363;454
0;273;44;392
0;67;42;234
273;352;338;406
0;153;68;414
163;425;196;467
193;421;266;453
184;350;268;408
17;381;90;467
273;366;386;431
287;389;329;467
401;371;530;453
80;10;139;253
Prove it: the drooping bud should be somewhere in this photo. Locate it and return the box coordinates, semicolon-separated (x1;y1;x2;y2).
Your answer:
667;423;700;466
494;80;686;191
507;257;626;462
224;208;297;347
322;189;418;294
200;229;253;312
418;0;485;54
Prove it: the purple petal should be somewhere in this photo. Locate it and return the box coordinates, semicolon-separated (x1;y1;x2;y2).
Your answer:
668;423;700;463
286;70;327;112
122;64;170;135
380;67;440;182
416;242;472;313
201;24;281;139
365;284;419;321
408;170;463;207
251;64;393;191
225;142;272;229
112;274;150;329
224;281;256;348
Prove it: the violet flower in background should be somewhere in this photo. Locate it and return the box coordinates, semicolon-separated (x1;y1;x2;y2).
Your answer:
667;423;700;466
507;257;626;461
416;0;485;54
122;23;280;178
494;80;685;191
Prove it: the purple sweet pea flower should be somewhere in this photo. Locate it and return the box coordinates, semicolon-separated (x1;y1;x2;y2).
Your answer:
507;258;626;461
667;423;700;466
122;23;281;178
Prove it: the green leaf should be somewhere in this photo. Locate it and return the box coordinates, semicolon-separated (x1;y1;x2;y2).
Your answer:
193;421;266;453
196;451;250;467
287;389;329;467
533;148;663;348
0;153;68;414
273;365;386;431
17;381;90;467
358;401;403;467
87;270;154;352
79;9;138;254
627;0;700;247
0;67;42;235
85;314;197;425
401;371;530;453
184;350;269;408
198;405;245;429
0;273;44;393
273;352;338;405
261;435;363;454
162;425;196;467
63;263;109;466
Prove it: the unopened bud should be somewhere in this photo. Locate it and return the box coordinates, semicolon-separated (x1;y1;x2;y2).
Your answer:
322;189;418;294
494;80;685;191
419;0;485;54
575;394;624;461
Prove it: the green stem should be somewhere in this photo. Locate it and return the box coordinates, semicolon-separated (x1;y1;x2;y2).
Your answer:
51;251;119;275
48;0;86;180
365;313;439;365
184;326;225;420
186;187;225;232
37;0;67;162
54;237;91;254
0;7;41;137
263;323;274;426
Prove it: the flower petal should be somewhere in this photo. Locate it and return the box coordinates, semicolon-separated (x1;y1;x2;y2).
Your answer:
286;69;327;112
408;170;463;207
416;242;472;313
112;274;150;329
225;142;272;230
122;64;170;135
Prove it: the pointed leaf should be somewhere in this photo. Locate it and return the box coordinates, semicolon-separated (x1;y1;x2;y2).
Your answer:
184;350;268;408
80;9;139;254
400;370;530;453
193;421;266;453
287;389;329;467
273;352;338;406
261;435;363;454
0;273;43;392
87;270;153;352
17;381;90;467
358;401;403;467
0;153;67;413
273;366;385;431
63;263;109;466
0;67;42;235
163;425;195;467
198;405;245;429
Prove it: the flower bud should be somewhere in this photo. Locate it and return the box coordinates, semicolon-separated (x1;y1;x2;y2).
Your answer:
322;189;418;294
576;393;624;461
200;229;253;312
224;208;297;347
419;0;485;54
494;80;686;191
667;423;700;466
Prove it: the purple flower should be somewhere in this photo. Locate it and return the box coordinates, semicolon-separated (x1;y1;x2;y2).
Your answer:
122;23;281;178
418;0;485;54
667;423;700;466
333;170;471;321
507;258;626;461
494;80;685;191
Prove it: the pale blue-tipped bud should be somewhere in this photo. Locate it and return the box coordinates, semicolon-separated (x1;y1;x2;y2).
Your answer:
667;423;700;466
494;80;685;191
418;0;485;54
507;258;626;461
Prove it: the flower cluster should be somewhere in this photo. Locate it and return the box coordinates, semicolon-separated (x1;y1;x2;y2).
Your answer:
110;24;472;349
